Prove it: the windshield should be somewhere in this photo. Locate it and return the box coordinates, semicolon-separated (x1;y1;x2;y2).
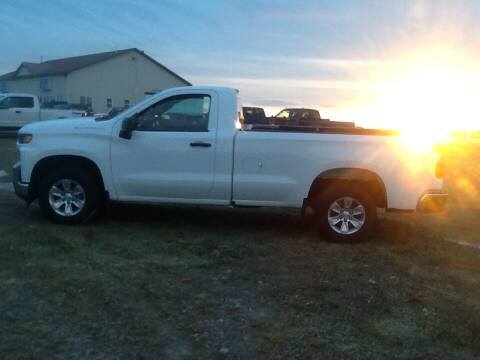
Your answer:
275;110;291;118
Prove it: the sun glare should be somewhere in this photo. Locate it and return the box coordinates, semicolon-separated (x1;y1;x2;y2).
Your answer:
353;46;480;153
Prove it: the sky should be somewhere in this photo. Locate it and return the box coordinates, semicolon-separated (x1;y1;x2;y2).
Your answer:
2;0;480;129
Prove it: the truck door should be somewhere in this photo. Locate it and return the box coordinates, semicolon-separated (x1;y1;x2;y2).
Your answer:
0;96;37;127
110;91;218;201
0;97;18;127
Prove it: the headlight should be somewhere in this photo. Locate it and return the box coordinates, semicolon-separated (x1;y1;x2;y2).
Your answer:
18;133;33;144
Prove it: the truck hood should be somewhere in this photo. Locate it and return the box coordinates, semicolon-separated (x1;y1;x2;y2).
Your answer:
19;117;108;134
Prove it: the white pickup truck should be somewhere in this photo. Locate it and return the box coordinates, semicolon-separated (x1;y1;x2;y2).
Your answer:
12;86;447;242
0;93;89;128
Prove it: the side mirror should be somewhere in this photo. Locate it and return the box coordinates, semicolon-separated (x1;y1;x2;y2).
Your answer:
119;116;137;140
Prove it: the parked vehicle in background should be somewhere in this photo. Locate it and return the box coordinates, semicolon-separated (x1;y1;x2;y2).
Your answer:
243;106;268;124
0;93;91;128
41;100;69;109
275;108;322;124
272;108;355;128
51;103;93;117
13;86;447;242
94;106;129;121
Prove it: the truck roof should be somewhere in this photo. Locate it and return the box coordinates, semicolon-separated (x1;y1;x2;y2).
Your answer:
0;92;37;97
283;108;318;112
163;86;238;95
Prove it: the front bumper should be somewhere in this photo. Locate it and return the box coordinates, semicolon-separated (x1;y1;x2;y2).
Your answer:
417;190;448;213
12;162;32;202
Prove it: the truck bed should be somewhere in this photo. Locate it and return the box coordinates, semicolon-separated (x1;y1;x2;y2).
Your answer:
245;124;399;136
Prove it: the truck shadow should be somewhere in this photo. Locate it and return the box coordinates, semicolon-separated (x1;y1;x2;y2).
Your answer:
108;203;302;233
6;195;428;246
105;203;419;245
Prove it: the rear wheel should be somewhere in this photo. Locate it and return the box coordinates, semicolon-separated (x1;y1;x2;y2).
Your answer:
38;167;103;224
313;185;377;242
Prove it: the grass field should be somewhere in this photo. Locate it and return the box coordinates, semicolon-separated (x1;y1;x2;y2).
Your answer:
1;138;480;358
0;138;17;182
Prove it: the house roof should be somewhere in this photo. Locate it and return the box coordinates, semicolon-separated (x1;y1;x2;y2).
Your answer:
0;48;191;85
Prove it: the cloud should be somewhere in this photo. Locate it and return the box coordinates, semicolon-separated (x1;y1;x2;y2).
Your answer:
189;74;376;92
294;57;394;69
249;99;300;107
411;0;428;20
229;1;355;22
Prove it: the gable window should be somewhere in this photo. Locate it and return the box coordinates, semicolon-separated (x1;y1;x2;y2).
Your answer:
39;78;49;91
136;94;211;132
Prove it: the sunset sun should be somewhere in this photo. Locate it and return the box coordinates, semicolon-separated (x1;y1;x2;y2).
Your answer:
353;45;480;152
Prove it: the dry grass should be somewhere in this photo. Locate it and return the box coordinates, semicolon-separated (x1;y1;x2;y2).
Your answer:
0;139;17;182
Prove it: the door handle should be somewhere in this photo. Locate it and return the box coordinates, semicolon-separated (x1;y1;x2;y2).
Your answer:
15;110;22;114
190;141;211;148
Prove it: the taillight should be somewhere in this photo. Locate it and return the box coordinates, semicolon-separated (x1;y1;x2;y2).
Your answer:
81;111;88;117
435;160;444;179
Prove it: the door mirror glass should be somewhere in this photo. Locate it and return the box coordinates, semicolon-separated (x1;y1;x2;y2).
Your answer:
119;116;137;140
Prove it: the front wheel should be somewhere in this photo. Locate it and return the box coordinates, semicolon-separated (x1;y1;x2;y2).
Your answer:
313;185;377;243
38;167;103;224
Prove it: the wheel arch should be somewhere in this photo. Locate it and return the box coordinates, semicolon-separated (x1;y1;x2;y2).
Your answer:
307;167;388;208
29;155;106;200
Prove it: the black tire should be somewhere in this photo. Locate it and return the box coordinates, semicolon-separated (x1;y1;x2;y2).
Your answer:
38;167;103;225
313;184;377;243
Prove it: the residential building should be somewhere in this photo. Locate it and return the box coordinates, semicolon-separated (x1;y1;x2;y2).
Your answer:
0;48;191;112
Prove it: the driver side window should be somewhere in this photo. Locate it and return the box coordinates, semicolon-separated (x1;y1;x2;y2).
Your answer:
136;94;211;132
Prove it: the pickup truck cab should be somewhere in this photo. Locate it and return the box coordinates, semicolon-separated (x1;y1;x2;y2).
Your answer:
13;86;447;242
243;106;268;124
0;93;89;128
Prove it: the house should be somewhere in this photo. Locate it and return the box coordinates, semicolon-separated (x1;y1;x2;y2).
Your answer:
0;48;191;112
